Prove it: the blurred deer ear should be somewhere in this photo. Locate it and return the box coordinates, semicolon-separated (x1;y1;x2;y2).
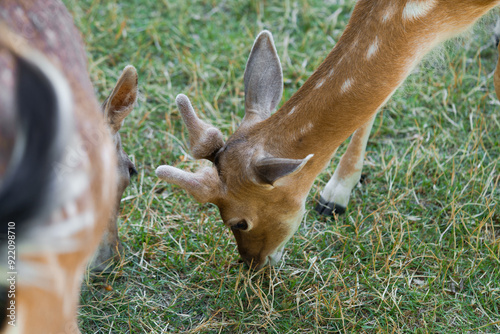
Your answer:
241;30;283;128
0;28;73;225
253;154;313;186
103;65;138;134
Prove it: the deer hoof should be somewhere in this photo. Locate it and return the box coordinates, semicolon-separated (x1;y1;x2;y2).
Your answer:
315;197;346;216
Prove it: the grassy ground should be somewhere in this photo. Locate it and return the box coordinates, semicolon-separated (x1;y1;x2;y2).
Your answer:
62;0;499;332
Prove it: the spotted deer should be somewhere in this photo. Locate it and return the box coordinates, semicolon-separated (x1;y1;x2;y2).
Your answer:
0;0;137;332
157;0;500;270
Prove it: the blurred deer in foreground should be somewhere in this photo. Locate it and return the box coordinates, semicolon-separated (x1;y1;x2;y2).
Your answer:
0;0;137;332
157;0;500;269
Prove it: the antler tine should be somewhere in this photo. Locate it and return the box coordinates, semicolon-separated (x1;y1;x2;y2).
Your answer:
155;165;220;204
176;94;224;161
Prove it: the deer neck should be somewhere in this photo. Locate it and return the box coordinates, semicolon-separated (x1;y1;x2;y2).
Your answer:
251;0;497;178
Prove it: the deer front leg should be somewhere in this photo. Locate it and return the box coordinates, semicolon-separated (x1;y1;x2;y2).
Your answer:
316;115;376;216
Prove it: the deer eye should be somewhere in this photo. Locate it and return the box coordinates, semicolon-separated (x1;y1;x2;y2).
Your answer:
231;220;248;231
129;166;138;177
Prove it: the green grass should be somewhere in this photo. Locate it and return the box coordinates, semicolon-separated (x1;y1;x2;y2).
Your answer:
62;0;499;332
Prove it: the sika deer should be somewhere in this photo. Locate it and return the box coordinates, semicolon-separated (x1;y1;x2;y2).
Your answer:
157;1;500;270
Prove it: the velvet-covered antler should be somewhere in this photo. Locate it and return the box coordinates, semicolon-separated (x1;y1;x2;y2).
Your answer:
176;94;224;162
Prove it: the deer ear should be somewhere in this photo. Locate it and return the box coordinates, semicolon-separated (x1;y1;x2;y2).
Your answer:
242;30;283;127
253;154;313;186
103;65;138;135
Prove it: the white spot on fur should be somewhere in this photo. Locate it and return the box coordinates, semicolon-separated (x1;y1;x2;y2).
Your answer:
328;68;335;78
31;206;94;249
45;29;57;47
366;37;379;60
289;106;297;115
14;7;24;18
337;54;345;66
350;38;359;50
402;0;437;21
100;144;115;199
341;78;354;94
382;5;397;23
300;122;314;136
315;78;326;89
65;201;78;218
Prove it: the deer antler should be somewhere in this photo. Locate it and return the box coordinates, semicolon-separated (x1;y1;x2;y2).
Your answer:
176;94;224;161
155;165;221;204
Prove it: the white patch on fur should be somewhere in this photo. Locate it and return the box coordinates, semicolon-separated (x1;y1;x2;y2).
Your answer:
350;38;359;50
402;0;437;21
328;68;335;78
289;106;297;115
45;29;57;47
341;78;354;94
16;249;87;318
15;199;95;298
65;201;78;218
366;37;379;60
381;4;398;23
299;122;314;136
100;143;115;199
23;206;94;252
315;78;326;89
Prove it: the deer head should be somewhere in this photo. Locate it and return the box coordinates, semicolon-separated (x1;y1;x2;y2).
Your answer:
157;0;500;269
156;31;315;269
90;65;139;272
103;65;138;202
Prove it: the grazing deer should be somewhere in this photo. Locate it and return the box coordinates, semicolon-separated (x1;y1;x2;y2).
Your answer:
157;0;500;270
0;0;137;332
90;66;138;272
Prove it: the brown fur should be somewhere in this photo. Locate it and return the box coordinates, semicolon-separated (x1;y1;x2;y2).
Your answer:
333;116;375;181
